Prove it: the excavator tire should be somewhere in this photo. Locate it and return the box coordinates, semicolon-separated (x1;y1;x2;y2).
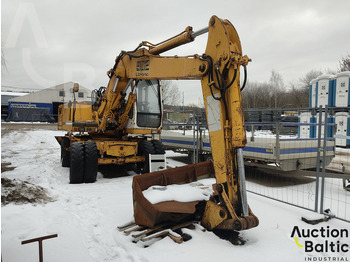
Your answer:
70;142;84;184
201;154;213;162
84;141;98;183
152;140;165;154
61;137;70;167
137;140;155;174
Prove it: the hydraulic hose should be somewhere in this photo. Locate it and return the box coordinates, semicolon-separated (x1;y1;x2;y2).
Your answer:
240;66;247;91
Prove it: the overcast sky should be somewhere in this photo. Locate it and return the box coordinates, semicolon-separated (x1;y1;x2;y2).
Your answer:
2;0;350;105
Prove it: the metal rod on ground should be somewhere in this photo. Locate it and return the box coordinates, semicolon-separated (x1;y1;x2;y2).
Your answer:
320;106;328;214
315;105;323;212
21;234;58;262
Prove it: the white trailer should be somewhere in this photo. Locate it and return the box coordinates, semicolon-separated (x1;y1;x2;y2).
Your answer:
161;130;335;172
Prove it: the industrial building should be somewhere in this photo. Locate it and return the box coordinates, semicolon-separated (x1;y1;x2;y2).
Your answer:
6;82;92;122
1;91;27;120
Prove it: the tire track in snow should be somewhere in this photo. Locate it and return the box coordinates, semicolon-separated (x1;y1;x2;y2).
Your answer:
60;188;147;262
2;128;148;261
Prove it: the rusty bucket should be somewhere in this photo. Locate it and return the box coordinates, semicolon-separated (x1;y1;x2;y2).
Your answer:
132;161;215;228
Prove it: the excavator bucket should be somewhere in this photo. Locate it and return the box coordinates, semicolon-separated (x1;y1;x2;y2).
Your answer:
132;161;215;228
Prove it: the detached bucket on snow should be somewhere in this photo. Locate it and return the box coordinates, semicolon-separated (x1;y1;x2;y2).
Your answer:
132;161;215;228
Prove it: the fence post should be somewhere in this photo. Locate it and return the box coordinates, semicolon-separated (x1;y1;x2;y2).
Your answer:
320;106;328;214
275;122;280;163
193;116;196;163
196;117;200;163
315;106;323;212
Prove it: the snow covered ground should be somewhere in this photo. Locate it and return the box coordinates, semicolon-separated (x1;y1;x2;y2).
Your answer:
1;124;349;262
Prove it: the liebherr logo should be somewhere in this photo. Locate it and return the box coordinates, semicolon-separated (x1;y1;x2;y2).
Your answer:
291;225;349;261
136;60;150;76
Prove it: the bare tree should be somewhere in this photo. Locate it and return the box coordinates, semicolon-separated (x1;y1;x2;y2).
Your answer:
243;68;336;109
161;80;181;106
338;54;350;72
289;82;309;108
241;81;257;108
269;70;284;108
242;81;272;108
299;70;323;90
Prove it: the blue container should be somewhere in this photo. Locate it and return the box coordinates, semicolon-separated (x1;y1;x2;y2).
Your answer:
327;115;335;139
298;112;315;138
316;112;334;139
333;71;350;107
316;75;335;107
335;112;350;147
309;79;317;108
310;115;317;138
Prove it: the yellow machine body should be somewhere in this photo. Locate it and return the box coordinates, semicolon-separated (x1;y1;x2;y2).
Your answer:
58;15;258;232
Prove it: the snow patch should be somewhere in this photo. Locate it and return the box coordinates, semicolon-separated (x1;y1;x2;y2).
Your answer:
143;178;215;204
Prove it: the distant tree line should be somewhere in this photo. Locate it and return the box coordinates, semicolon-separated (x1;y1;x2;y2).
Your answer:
242;54;350;109
161;54;350;109
241;70;319;109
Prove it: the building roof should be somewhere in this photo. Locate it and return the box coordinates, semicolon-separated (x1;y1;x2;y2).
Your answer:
1;92;28;106
8;82;92;104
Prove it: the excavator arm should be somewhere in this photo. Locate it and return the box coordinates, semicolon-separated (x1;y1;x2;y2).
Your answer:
96;27;207;133
111;15;258;232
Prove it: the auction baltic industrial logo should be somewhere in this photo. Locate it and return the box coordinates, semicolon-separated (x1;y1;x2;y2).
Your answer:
291;225;349;261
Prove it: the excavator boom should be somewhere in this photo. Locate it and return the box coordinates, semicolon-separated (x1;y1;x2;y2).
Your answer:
59;15;258;237
117;16;259;233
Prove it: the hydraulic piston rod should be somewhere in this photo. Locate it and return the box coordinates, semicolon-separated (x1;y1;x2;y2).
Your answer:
191;27;209;39
237;148;249;217
149;27;209;55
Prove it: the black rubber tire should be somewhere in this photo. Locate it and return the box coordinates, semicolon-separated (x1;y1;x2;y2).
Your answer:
152;140;165;154
137;140;155;174
201;154;213;162
188;151;194;163
70;142;84;184
61;137;70;167
84;141;98;183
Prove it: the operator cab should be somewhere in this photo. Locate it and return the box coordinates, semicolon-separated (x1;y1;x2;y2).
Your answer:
125;80;163;130
136;80;162;128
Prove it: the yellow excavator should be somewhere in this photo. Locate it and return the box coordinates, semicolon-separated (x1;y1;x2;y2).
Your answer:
57;15;258;239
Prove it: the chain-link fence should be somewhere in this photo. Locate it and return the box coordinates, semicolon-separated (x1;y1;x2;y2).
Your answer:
245;106;349;222
162;106;350;222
